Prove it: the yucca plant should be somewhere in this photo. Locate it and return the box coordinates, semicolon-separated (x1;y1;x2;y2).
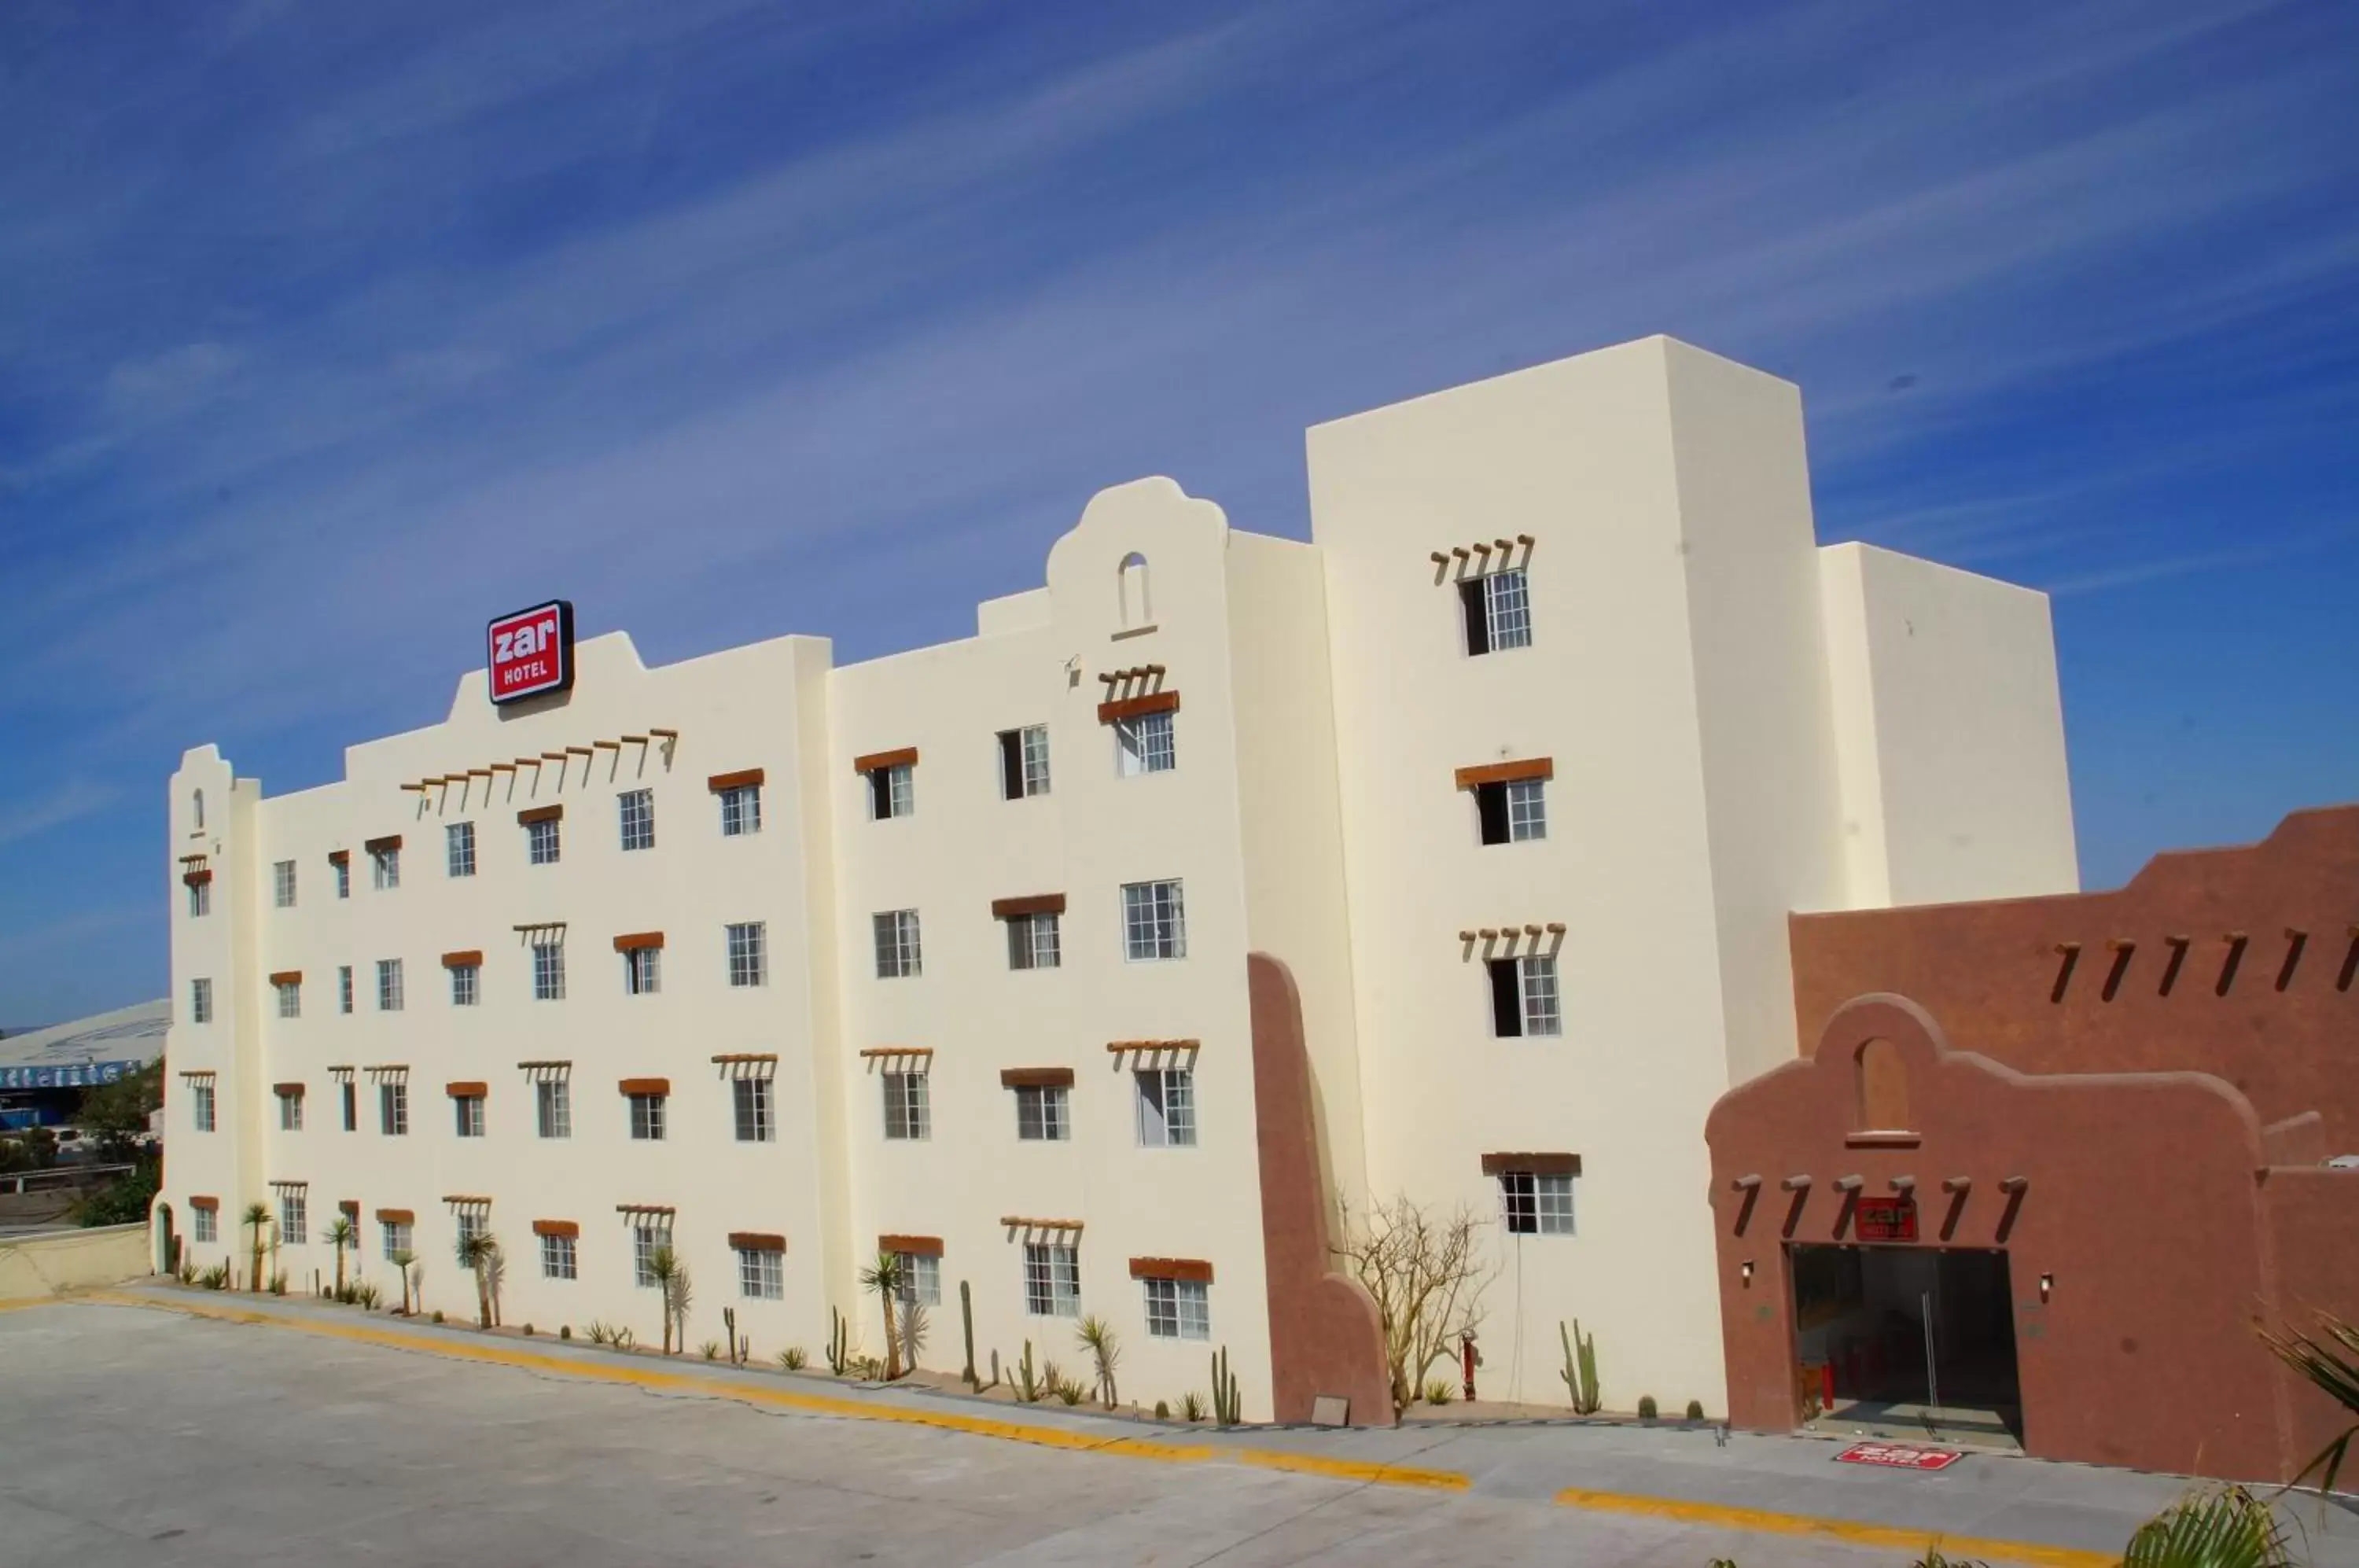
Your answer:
458;1231;501;1329
2120;1485;2290;1567
390;1248;418;1316
1076;1315;1121;1408
2257;1308;2359;1496
324;1215;356;1297
241;1202;273;1292
646;1247;693;1355
858;1251;908;1380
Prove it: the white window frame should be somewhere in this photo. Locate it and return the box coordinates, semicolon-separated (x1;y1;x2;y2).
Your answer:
733;1078;774;1143
275;979;300;1019
1023;1242;1080;1319
532;941;565;1002
191;1082;216;1132
454;1212;486;1267
871;911;921;979
1506;778;1547;842
1500;1170;1577;1236
338;966;354;1014
727;922;768;988
447;821;477;878
333;859;351;900
628;1092;666;1142
371;845;399;890
455;1094;485;1139
1121;880;1187;961
737;1247;785;1301
540;1233;577;1280
192;1206;218;1243
278;1090;303;1132
1483;568;1533;652
526;816;561;866
633;1224;669;1288
882;1070;930;1141
1113;711;1176;776
896;1252;941;1307
381;1220;412;1261
1143;1276;1210;1341
1135;1067;1197;1148
719;783;762;837
451;963;480;1007
867;762;915;821
190;978;212;1024
187;878;210;918
380;1081;409;1136
619;789;655;852
1519;955;1562;1037
279;1191;307;1246
273;859;297;908
1014;1084;1069;1142
1007;911;1061;971
624;946;661;996
377;959;404;1012
535;1079;572;1139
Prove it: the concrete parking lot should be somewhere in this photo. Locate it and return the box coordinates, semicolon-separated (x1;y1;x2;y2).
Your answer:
3;1294;2353;1566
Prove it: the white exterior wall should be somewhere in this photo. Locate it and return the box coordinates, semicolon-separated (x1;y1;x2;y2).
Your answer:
160;335;2077;1423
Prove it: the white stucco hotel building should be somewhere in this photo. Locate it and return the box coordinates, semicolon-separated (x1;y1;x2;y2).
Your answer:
159;337;2077;1423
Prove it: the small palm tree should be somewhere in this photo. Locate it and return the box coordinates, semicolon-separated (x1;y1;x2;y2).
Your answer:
2258;1308;2359;1496
1076;1315;1121;1408
241;1202;273;1293
458;1231;500;1329
390;1248;418;1316
2120;1485;2290;1567
325;1216;356;1297
647;1246;693;1354
859;1251;907;1380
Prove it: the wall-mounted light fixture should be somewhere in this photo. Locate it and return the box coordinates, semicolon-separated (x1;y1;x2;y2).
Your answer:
1740;1261;1754;1287
2039;1273;2053;1303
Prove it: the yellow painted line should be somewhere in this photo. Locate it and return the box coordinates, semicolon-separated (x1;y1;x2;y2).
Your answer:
1554;1487;2116;1568
0;1296;66;1313
75;1291;1463;1492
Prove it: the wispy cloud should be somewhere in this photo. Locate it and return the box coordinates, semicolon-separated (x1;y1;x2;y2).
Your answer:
0;782;123;848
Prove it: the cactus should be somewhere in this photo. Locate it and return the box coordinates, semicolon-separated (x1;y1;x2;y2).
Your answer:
1017;1339;1040;1403
1559;1320;1602;1415
826;1306;851;1377
1210;1346;1241;1426
960;1279;977;1388
723;1308;738;1365
984;1347;1001;1393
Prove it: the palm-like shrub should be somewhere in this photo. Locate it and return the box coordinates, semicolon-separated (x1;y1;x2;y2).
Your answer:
389;1248;418;1316
241;1202;272;1293
324;1215;356;1297
647;1247;693;1354
2258;1308;2359;1496
2120;1485;2290;1567
458;1231;501;1329
1076;1315;1121;1408
858;1252;908;1380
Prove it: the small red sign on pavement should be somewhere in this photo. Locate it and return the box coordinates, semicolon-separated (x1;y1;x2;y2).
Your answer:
488;600;576;705
1835;1441;1963;1471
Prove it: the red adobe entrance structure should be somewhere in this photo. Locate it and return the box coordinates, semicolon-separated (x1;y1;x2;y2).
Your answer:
1706;806;2359;1483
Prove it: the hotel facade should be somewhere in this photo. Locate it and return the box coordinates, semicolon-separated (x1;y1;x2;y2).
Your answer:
158;337;2077;1423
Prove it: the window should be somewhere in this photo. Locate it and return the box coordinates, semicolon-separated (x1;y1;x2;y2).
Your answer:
377;959;404;1012
1121;880;1187;961
190;1082;216;1132
333;858;351;900
719;783;762;837
338;966;354;1014
738;1247;784;1301
629;1092;666;1141
447;822;477;878
871;911;920;979
1014;1084;1069;1142
1114;711;1176;776
1143;1277;1211;1341
1118;550;1150;627
1460;566;1533;655
619;789;655;852
1487;955;1561;1038
275;978;300;1019
998;725;1051;800
727;922;768;988
733;1079;774;1143
1500;1171;1577;1236
279;1191;307;1246
541;1233;577;1281
192;788;204;831
187;878;210;918
1474;778;1548;845
371;845;399;889
882;1071;929;1140
1006;911;1061;971
192;1206;218;1243
273;859;297;907
1135;1069;1197;1148
527;816;561;866
278;1091;304;1132
380;1082;409;1136
454;1211;486;1266
190;978;213;1024
1024;1242;1080;1318
624;946;661;996
535;1080;572;1139
633;1224;668;1287
451;963;480;1007
866;763;914;821
455;1095;485;1139
896;1252;941;1307
532;941;565;1002
340;1082;357;1132
381;1219;411;1261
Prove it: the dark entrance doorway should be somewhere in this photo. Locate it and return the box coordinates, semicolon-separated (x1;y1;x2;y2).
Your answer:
1789;1244;2022;1445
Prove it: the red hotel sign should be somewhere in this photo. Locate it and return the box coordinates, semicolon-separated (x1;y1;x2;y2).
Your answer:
488;601;576;705
1835;1441;1963;1471
1854;1195;1919;1242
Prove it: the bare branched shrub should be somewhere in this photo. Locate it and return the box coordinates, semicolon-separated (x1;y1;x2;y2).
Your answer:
1332;1194;1492;1417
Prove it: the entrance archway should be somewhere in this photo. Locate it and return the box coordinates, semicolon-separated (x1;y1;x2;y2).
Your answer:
153;1202;177;1275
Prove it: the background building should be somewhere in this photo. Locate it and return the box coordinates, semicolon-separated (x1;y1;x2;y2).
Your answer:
158;336;2075;1423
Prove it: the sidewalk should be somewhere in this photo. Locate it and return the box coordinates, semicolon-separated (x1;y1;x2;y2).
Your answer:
76;1282;2359;1567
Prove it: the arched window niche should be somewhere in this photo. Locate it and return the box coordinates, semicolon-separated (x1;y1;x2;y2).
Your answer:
1117;552;1151;629
1853;1037;1912;1135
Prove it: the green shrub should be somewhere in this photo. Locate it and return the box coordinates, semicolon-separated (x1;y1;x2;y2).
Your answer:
1154;1400;1170;1420
521;1324;535;1337
1180;1391;1206;1422
559;1325;572;1340
431;1309;444;1323
1637;1395;1658;1421
1424;1378;1455;1405
780;1345;808;1371
73;1161;160;1228
1686;1400;1705;1421
700;1340;723;1361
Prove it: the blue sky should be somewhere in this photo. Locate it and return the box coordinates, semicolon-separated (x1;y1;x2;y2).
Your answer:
3;0;2354;1023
